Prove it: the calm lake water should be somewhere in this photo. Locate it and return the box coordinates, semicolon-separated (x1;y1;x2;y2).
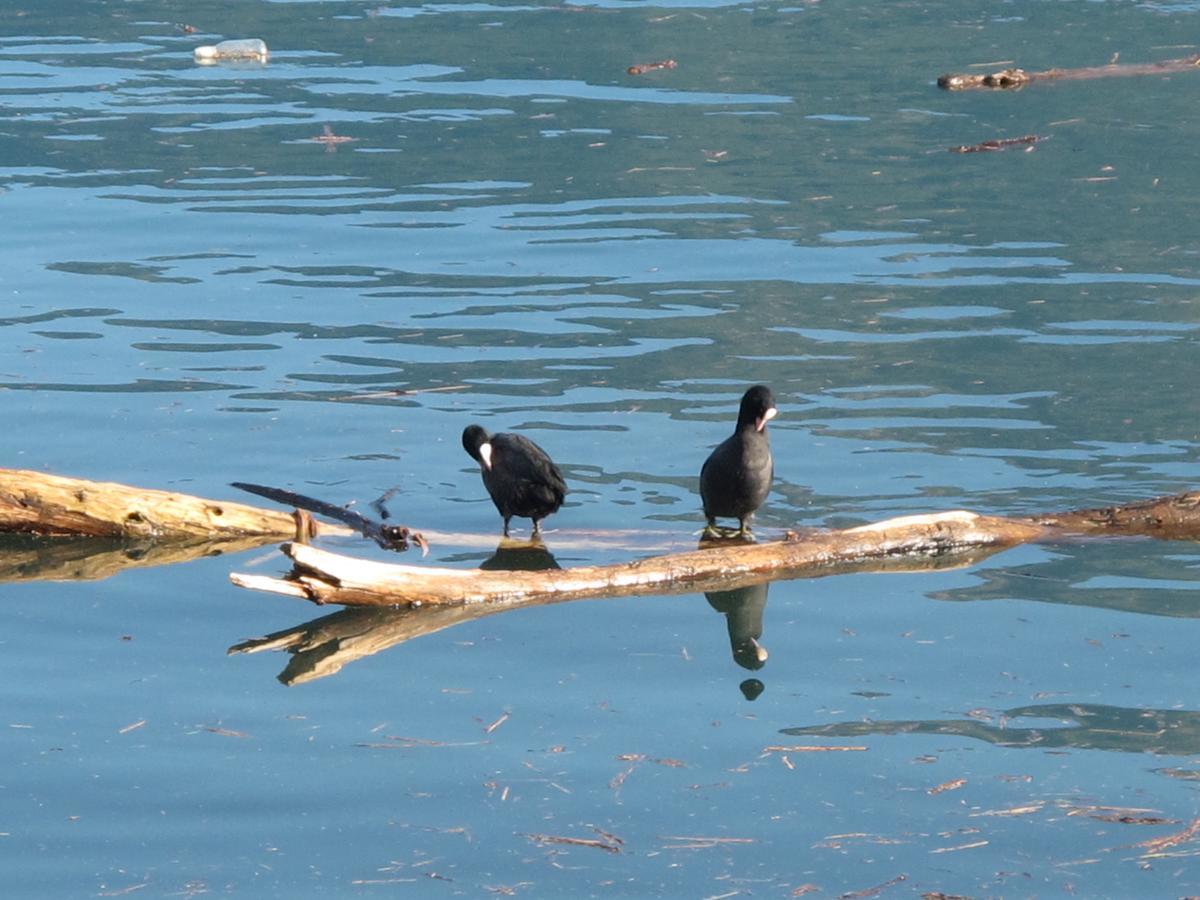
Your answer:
4;0;1200;896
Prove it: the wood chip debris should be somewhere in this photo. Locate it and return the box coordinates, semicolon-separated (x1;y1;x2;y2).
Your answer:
838;873;907;898
98;884;151;897
949;134;1044;153
928;778;967;795
1134;816;1200;856
970;802;1044;818
483;711;510;734
627;59;678;75
616;753;686;767
930;840;988;854
1064;803;1166;823
520;829;623;854
659;835;755;850
609;764;636;791
356;736;486;749
204;726;250;739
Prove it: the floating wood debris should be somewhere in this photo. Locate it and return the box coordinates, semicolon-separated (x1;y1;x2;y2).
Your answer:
627;58;677;76
949;134;1044;154
938;53;1200;91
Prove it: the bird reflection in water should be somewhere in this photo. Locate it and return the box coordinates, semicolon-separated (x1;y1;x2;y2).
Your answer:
705;581;770;700
479;536;561;572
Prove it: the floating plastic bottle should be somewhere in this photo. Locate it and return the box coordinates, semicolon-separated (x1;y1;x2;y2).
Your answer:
193;39;269;64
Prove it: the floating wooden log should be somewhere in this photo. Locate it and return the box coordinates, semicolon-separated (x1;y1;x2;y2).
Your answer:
230;491;1200;610
0;467;314;542
938;53;1200;91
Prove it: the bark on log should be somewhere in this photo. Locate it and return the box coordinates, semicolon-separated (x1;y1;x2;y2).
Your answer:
230;492;1200;610
0;468;307;541
0;467;682;553
938;54;1200;91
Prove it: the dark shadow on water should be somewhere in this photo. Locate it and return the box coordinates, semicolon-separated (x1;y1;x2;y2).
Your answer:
479;537;561;571
783;701;1200;756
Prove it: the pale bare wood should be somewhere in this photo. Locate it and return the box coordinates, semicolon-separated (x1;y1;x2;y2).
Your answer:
234;510;1045;608
230;491;1200;610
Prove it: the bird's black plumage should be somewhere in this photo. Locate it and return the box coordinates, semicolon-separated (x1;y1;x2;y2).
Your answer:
462;424;567;536
699;385;777;536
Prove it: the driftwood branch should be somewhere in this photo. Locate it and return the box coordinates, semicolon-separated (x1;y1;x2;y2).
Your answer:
230;491;1200;610
0;467;684;550
938;53;1200;91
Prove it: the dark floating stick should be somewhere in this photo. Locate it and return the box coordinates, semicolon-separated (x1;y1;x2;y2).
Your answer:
938;53;1200;91
231;482;427;554
949;134;1045;154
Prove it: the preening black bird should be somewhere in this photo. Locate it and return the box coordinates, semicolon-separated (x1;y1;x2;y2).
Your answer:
462;425;567;537
699;385;777;537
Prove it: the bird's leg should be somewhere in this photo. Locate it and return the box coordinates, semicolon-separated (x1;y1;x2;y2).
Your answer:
736;517;754;538
503;517;512;538
531;519;542;536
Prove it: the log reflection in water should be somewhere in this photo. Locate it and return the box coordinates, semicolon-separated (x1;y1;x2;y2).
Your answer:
231;537;558;684
230;603;511;685
0;534;266;584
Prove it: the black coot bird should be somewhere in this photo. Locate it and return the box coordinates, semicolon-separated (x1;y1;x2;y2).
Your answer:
462;425;567;537
699;385;777;537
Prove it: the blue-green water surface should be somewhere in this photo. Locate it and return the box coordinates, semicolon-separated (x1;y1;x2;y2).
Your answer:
3;1;1200;896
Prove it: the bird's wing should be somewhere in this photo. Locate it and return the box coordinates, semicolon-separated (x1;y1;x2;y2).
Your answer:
496;434;567;499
